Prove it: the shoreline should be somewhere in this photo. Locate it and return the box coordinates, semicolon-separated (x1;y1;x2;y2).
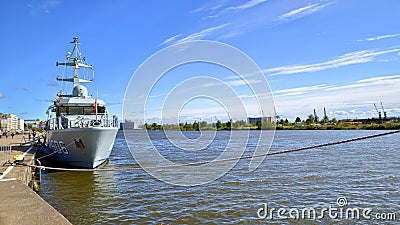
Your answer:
137;122;400;131
275;122;400;130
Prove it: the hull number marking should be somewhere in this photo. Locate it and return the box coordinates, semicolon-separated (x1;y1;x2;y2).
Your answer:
49;140;69;155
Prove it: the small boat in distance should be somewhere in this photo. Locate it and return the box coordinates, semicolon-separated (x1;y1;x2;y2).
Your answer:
45;37;118;168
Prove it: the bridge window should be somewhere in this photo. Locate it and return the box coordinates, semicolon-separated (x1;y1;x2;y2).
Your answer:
58;106;106;115
58;106;67;115
97;106;105;114
83;107;94;115
68;106;83;115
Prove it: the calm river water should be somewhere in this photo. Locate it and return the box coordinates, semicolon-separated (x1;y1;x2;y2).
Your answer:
39;130;399;224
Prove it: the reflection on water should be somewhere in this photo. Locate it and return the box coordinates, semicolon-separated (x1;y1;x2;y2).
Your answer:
40;130;400;224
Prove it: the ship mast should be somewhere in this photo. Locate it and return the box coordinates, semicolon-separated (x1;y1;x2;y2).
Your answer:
56;36;93;87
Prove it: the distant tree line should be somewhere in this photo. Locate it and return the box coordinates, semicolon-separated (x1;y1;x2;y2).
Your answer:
144;119;275;131
277;114;338;127
143;115;400;131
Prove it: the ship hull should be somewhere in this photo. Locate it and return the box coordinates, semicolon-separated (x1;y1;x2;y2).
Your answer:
47;127;118;168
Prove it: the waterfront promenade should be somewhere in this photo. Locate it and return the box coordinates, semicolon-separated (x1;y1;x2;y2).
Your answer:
0;134;33;183
0;134;72;225
0;133;28;147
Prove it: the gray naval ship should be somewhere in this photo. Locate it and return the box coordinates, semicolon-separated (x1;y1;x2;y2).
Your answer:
45;37;118;168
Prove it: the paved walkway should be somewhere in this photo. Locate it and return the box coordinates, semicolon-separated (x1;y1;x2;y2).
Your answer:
0;180;72;225
0;133;31;146
0;134;33;177
0;134;72;225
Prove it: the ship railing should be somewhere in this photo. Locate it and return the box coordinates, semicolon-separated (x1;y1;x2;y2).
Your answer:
46;117;62;130
47;115;118;130
67;116;118;128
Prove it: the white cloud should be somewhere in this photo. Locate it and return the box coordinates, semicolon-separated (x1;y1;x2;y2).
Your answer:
364;33;400;41
187;1;269;42
355;74;400;83
238;94;256;99
28;0;61;14
141;71;400;121
349;109;356;114
275;2;331;23
0;92;5;98
326;74;400;91
189;1;227;14
275;91;306;97
175;23;229;43
333;110;348;116
226;78;262;87
161;34;182;45
273;74;400;119
205;0;267;19
224;0;267;12
273;74;400;94
274;84;330;94
264;48;400;76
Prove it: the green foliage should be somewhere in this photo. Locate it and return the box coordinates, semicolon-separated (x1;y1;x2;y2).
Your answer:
200;121;207;129
31;127;41;132
184;122;192;130
226;120;232;129
321;118;329;123
305;114;314;125
216;120;222;130
143;118;277;131
142;118;400;131
193;121;199;131
256;121;262;129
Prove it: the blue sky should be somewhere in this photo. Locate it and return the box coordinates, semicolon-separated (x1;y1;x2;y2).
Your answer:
0;0;399;122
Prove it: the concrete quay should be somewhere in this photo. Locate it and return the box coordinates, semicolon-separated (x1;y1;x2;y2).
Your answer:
0;134;72;225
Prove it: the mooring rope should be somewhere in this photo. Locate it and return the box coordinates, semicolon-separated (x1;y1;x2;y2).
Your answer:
24;129;400;172
36;151;57;160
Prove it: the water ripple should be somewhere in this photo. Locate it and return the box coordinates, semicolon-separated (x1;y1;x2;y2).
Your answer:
39;130;400;224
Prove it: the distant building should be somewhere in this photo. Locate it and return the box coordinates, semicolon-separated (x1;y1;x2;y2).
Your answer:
247;117;262;124
0;114;24;131
25;119;42;129
247;117;274;124
18;118;24;130
120;120;139;130
263;117;274;124
0;117;7;131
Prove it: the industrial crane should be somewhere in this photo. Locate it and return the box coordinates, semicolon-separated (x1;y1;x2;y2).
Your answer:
373;103;382;120
380;101;387;119
313;109;319;122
